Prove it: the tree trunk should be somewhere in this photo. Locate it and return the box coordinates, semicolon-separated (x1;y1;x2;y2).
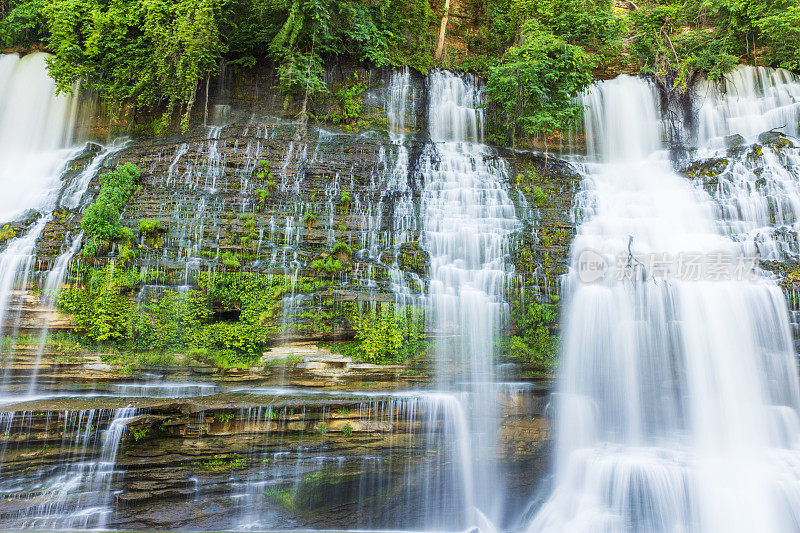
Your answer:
435;0;451;61
203;74;210;127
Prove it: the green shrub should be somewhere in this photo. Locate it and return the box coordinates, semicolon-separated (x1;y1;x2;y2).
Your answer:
532;185;548;206
130;289;208;351
330;74;367;125
348;304;427;364
486;23;592;146
310;256;344;278
138;218;162;235
303;212;319;228
255;182;277;203
81;163;141;257
58;263;136;343
220;251;241;270
331;242;352;262
57;265;285;368
191;272;286;362
502;294;559;370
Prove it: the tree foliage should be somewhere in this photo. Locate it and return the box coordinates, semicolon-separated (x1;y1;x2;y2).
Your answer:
482;0;617;144
487;22;593;145
1;0;434;127
627;0;800;87
39;0;224;130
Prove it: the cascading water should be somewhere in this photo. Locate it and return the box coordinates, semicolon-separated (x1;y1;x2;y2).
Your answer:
421;71;519;526
230;390;474;530
0;53;77;221
385;69;423;307
529;74;800;532
0;407;138;528
0;53;117;395
688;66;800;260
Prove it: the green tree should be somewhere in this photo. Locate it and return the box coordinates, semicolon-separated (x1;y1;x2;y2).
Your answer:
487;23;592;146
42;0;224;130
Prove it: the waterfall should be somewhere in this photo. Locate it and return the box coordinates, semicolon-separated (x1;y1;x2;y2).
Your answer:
696;66;800;146
385;68;422;307
28;233;85;393
0;54;119;395
529;74;800;532
231;390;474;530
0;53;77;221
0;407;138;528
688;66;800;260
421;71;519;526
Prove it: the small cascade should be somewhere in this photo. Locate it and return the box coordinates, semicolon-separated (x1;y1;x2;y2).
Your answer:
420;71;519;526
696;66;800;145
385;68;423;308
0;407;138;528
28;232;84;393
529;74;800;532
229;390;473;530
686;66;800;260
0;54;117;395
110;380;218;397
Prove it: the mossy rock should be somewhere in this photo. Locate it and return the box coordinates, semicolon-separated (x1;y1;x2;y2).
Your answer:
396;242;431;277
682;157;728;188
724;133;745;148
758;130;786;144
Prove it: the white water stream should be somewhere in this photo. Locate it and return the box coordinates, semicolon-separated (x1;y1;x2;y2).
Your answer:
0;53;119;394
529;73;800;532
421;71;519;526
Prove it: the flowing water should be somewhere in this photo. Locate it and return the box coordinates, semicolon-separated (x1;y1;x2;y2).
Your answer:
421;71;519;525
7;55;800;533
0;53;119;396
0;63;532;530
529;73;800;532
231;390;474;530
0;407;137;529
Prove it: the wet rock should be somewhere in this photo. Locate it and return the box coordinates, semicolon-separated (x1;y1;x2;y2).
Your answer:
681;157;729;190
758;130;786;144
725;133;746;148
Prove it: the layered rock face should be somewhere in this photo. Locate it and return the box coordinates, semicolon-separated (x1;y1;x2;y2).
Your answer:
0;386;551;530
0;65;569;530
5;69;578;383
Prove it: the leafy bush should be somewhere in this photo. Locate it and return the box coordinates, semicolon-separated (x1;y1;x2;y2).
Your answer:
348;304;427;364
220;251;242;270
331;241;352;261
330;75;367;125
81;163;140;257
138;218;162;235
342;422;354;437
58;263;137;343
255;183;277;203
531;185;548;206
192;272;286;362
57;266;286;368
310;256;344;278
303;212;319;228
130;289;208;351
502;294;559;370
